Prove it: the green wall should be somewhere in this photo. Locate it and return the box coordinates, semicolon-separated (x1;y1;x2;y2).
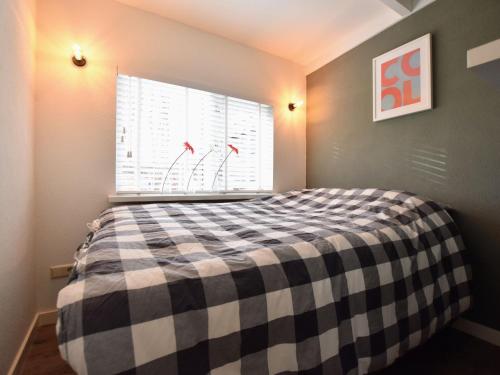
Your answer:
307;0;500;330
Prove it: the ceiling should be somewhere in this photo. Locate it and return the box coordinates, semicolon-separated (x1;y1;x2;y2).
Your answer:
115;0;435;74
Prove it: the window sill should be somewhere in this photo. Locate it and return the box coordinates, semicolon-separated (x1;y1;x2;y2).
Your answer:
108;192;272;203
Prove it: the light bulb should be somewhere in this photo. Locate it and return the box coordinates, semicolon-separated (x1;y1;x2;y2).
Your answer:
72;44;87;67
288;100;304;111
73;44;82;61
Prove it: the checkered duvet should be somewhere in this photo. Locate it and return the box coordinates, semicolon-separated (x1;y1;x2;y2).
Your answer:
57;188;471;375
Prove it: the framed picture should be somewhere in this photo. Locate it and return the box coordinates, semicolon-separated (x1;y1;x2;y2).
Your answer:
373;33;432;122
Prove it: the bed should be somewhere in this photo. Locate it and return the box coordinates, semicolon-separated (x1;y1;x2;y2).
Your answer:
57;188;471;374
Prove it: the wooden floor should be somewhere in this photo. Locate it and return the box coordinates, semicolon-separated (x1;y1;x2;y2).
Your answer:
19;325;74;375
19;325;500;374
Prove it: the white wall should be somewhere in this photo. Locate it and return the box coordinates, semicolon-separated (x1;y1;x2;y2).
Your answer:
0;0;36;372
35;0;306;310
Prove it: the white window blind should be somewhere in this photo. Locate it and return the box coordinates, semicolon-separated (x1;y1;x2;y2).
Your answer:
116;74;274;194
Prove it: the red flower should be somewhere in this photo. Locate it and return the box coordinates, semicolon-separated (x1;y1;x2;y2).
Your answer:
184;141;194;154
228;144;239;154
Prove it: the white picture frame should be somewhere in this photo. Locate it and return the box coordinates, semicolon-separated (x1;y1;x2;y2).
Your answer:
373;33;432;122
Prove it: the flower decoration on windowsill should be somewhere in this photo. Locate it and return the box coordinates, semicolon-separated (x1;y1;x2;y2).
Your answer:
228;144;239;155
161;141;194;192
183;141;194;154
212;144;239;190
186;146;214;191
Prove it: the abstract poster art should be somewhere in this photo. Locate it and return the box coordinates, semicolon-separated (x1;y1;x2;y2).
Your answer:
373;33;432;121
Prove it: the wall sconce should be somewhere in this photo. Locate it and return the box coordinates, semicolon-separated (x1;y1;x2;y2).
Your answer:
72;44;87;67
288;100;304;111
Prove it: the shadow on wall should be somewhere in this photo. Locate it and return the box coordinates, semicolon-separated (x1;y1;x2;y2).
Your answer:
407;143;448;186
330;139;343;161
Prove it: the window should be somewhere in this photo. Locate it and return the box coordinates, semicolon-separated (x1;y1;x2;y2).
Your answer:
116;74;274;194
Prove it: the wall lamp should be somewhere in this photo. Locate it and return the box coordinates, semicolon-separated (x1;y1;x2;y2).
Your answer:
288;100;304;111
72;44;87;67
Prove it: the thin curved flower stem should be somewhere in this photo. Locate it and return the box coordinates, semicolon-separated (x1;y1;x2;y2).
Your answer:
186;149;213;192
211;150;234;191
161;149;187;193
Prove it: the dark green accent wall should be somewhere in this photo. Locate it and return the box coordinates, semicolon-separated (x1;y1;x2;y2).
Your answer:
306;0;500;330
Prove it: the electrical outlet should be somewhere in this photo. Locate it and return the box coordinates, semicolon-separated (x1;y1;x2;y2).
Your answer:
50;263;74;279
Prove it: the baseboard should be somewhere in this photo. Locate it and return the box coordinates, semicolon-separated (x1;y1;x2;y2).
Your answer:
6;314;38;375
7;309;59;375
452;318;500;347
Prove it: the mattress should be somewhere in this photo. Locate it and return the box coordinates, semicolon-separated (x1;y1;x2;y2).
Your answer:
57;188;471;374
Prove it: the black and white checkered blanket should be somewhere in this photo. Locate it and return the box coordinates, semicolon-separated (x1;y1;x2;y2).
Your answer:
57;189;471;374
